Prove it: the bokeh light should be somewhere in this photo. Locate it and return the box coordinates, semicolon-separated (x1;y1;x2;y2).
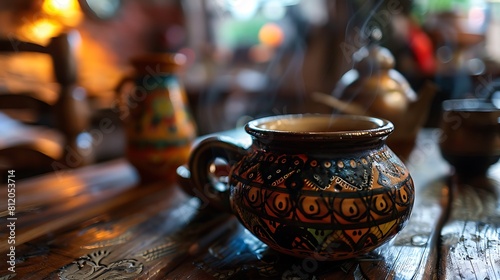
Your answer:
258;22;284;47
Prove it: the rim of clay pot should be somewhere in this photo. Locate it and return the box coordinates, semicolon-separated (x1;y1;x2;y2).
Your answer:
245;114;393;143
442;99;499;112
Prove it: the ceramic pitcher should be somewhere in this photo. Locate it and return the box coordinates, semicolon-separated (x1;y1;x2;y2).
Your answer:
116;53;196;182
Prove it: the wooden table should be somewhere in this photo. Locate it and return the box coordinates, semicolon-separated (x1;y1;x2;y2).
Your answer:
1;129;499;279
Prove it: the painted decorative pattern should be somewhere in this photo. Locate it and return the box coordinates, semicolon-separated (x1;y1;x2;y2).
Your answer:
58;250;143;280
229;145;414;259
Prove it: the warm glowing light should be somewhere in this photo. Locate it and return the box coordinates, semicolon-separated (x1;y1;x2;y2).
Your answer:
258;23;284;48
21;19;62;44
42;0;83;26
18;0;83;44
43;0;79;16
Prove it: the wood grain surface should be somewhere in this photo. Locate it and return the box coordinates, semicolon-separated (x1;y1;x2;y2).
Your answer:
439;165;500;279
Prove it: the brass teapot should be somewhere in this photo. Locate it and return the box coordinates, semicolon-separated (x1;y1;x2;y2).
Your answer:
319;43;436;160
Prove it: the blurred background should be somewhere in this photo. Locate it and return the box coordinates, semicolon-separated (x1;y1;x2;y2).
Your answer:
0;0;499;178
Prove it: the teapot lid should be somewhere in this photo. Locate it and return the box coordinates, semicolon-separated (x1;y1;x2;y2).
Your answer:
351;28;395;74
353;44;395;74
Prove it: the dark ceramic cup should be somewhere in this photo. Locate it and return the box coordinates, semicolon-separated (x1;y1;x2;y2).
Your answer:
439;99;500;178
177;114;414;260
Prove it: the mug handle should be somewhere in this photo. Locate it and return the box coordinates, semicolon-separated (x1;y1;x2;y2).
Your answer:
177;136;248;212
113;76;135;119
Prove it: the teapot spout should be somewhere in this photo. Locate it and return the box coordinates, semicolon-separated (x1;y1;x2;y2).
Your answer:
407;80;438;134
311;92;366;115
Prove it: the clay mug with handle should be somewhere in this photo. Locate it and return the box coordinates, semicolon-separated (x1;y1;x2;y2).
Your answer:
177;114;414;260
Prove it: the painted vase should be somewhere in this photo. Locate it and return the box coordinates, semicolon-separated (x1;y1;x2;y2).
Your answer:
178;114;414;260
117;53;196;182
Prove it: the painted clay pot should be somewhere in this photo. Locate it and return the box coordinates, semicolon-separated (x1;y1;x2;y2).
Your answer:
179;114;414;260
116;53;197;182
